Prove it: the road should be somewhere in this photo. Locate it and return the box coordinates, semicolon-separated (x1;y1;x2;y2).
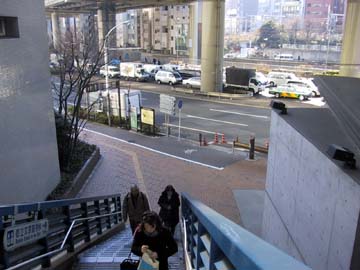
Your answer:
140;91;271;145
51;75;324;147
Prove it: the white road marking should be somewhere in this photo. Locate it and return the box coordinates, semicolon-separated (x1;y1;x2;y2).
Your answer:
164;123;222;135
209;108;269;119
83;128;224;170
186;114;248;127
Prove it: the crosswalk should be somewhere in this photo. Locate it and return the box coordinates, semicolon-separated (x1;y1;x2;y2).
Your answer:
77;225;184;270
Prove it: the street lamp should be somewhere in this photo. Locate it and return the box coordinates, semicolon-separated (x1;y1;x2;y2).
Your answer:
103;20;130;126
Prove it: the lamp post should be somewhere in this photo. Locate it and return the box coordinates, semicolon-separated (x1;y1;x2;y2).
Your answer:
103;20;130;126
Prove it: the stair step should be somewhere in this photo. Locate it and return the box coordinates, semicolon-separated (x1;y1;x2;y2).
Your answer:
77;225;184;270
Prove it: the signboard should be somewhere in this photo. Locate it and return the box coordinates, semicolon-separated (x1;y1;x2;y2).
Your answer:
130;107;138;130
141;108;155;126
160;94;176;116
3;219;49;251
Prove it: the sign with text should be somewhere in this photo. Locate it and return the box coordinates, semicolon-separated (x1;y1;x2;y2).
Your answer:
141;108;155;126
3;219;49;251
160;94;176;116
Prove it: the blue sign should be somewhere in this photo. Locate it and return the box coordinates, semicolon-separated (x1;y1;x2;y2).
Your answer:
178;100;183;109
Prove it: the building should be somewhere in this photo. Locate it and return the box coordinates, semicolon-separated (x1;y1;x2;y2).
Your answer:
262;76;360;270
0;0;61;204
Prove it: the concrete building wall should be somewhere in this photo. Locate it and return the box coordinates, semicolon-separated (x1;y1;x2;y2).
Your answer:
262;111;360;270
0;0;60;204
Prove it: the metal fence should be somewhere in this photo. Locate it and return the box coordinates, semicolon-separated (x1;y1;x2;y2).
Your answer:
0;194;123;270
181;193;311;270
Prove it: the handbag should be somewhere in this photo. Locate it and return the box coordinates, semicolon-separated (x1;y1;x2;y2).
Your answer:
120;254;140;270
137;251;159;270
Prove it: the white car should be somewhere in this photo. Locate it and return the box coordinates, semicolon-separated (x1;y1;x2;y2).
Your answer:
287;79;320;97
99;65;120;78
267;71;298;87
183;77;201;88
155;70;182;85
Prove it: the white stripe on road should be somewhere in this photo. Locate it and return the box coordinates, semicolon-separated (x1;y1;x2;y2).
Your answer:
186;114;248;127
210;108;269;119
83;128;224;170
164;123;223;135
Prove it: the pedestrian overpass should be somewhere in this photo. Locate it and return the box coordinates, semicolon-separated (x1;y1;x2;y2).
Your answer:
0;193;310;270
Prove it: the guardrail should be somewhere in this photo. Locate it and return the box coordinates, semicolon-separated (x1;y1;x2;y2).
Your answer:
0;194;123;270
181;193;311;270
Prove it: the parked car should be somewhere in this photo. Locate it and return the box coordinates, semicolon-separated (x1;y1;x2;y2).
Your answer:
99;65;120;78
267;71;298;87
182;77;201;88
155;70;182;85
269;84;312;101
178;69;201;79
287;79;320;97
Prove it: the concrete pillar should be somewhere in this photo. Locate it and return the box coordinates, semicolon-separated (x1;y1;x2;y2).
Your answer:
340;0;360;78
51;12;60;50
200;0;225;92
189;3;199;64
97;0;116;52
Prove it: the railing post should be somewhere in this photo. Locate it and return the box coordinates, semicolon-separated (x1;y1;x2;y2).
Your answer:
104;199;111;229
38;210;51;268
209;239;222;270
0;216;10;268
112;197;119;225
63;206;75;252
81;202;91;242
94;200;103;235
117;196;123;222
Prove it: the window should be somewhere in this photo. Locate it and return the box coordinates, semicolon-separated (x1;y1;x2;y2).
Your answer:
0;17;19;38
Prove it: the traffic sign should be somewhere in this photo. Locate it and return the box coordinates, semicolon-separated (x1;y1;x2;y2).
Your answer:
160;94;176;115
178;100;183;109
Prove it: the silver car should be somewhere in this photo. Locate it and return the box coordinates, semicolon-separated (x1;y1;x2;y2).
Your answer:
182;77;201;88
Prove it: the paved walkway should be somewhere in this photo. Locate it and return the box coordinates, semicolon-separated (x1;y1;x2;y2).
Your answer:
78;127;267;225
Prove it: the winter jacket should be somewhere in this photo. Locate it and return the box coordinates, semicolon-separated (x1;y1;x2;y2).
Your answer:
122;192;150;224
158;190;180;228
131;228;178;270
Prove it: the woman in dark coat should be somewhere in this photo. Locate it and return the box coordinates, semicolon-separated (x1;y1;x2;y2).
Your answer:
131;211;178;270
158;185;180;235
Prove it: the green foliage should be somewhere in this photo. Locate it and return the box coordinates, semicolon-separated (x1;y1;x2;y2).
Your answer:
256;21;282;49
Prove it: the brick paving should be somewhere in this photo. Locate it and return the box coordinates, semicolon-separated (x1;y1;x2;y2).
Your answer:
78;129;267;225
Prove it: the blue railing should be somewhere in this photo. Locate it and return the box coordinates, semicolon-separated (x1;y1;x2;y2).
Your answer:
181;193;311;270
0;194;123;270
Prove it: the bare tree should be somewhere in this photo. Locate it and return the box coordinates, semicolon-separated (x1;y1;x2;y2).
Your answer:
51;17;105;170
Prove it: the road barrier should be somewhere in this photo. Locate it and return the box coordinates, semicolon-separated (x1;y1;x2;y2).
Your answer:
233;137;269;154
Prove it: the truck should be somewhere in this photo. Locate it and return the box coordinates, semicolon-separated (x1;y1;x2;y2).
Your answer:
120;62;150;81
224;67;263;95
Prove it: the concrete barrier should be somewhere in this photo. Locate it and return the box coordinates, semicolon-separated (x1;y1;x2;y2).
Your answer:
64;147;101;198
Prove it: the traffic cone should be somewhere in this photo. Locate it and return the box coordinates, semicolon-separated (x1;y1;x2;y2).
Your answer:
203;136;208;146
221;134;227;144
213;132;219;144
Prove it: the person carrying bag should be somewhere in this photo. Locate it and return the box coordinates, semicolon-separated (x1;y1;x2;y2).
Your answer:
131;211;178;270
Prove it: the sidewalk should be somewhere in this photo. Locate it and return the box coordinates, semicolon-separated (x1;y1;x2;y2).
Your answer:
78;126;267;226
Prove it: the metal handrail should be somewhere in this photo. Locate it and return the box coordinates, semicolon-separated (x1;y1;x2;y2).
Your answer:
5;211;122;270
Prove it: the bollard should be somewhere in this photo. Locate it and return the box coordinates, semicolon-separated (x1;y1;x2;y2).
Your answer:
199;133;202;146
203;136;208;146
249;135;255;160
213;133;219;144
221;134;227;144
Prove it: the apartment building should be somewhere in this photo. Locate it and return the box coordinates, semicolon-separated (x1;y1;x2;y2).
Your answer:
118;5;189;55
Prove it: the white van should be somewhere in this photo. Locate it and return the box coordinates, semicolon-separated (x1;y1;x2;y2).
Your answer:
267;71;298;87
155;70;182;85
143;64;162;79
274;54;294;61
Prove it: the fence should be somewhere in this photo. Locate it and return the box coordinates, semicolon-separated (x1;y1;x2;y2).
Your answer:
181;193;311;270
0;194;123;269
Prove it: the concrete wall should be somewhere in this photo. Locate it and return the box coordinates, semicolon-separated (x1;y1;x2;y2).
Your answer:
262;111;360;270
0;0;60;204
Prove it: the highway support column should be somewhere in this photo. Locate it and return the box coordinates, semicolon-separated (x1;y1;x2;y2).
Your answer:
340;0;360;78
97;0;116;54
200;0;225;92
189;2;200;65
51;12;60;51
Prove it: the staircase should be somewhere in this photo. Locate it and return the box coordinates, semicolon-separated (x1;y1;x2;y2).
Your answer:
77;225;184;270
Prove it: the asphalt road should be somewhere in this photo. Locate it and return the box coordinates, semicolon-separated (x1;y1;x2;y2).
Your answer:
140;91;271;146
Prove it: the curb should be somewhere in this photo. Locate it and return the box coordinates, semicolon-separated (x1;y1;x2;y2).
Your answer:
64;147;101;198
